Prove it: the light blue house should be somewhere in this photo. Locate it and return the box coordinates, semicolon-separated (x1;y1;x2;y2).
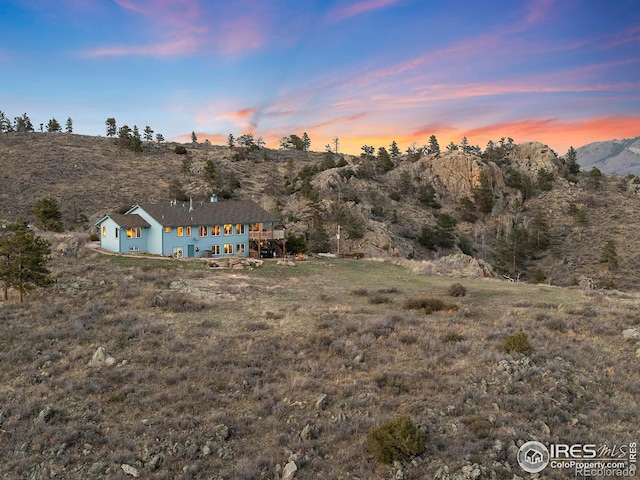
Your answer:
96;198;285;258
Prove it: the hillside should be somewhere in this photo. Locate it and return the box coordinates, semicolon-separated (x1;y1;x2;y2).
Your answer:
577;136;640;175
2;132;640;290
1;249;639;479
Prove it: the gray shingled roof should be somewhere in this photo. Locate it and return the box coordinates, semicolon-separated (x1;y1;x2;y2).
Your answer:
109;213;151;228
136;200;277;227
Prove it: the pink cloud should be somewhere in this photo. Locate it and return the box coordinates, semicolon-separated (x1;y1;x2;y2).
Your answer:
87;0;267;57
524;0;557;25
326;0;401;22
86;37;202;57
217;17;266;55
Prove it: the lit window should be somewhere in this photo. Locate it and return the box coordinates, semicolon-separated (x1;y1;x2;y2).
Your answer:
199;226;208;237
212;245;221;255
224;224;233;235
164;227;171;233
126;227;141;238
224;244;233;254
236;243;245;254
249;223;260;232
102;226;107;237
211;225;220;236
186;226;192;236
177;226;184;237
235;224;245;235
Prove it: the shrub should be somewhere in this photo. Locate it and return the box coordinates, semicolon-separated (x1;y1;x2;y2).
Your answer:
174;145;188;154
442;332;465;343
447;282;467;297
350;288;369;297
88;232;100;242
369;293;392;304
366;416;426;464
502;331;533;354
532;268;546;283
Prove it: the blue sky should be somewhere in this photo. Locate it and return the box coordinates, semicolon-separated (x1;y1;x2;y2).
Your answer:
1;0;638;154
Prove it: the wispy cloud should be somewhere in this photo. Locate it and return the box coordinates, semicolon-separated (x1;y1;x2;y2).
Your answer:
86;0;268;57
87;37;202;58
325;0;401;23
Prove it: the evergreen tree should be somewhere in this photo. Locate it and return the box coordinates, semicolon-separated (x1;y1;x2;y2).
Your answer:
0;222;53;303
562;146;580;177
529;211;551;251
428;135;440;154
143;125;154;142
47;118;61;132
460;136;470;153
494;224;529;275
472;170;495;214
65;117;73;133
105;117;117;137
155;133;164;143
227;134;235;148
446;141;458;152
130;125;143;152
14;113;34;133
33;197;64;232
302;132;311;151
191;131;198;143
377;147;394;172
389;140;401;159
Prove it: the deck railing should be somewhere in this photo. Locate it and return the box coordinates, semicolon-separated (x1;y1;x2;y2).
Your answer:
249;228;285;241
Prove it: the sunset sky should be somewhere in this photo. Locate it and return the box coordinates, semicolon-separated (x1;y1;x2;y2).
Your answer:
1;0;639;155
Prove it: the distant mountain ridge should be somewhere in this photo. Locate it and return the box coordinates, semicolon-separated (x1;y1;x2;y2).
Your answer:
577;136;640;175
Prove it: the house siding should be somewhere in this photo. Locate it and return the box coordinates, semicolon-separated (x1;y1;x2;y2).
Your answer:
127;206;164;255
99;217;121;252
120;228;148;253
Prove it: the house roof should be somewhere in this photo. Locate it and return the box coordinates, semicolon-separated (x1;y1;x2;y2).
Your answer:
109;213;151;228
95;213;151;228
135;200;277;227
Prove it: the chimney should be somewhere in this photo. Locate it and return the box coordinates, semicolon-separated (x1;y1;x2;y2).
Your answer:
189;197;194;212
210;194;218;203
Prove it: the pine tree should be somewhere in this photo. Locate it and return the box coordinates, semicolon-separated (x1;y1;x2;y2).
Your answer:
191;131;198;143
0;222;53;303
143;125;154;142
563;146;580;177
47;118;61;132
33;197;64;232
472;170;495;214
389;140;401;159
428;135;440;154
494;224;529;275
105;117;117;137
65;117;73;133
302;132;311;151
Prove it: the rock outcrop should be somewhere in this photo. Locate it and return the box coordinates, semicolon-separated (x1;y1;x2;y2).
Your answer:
415;151;504;200
507;141;560;178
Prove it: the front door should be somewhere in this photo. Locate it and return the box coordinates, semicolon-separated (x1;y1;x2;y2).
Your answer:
187;244;195;257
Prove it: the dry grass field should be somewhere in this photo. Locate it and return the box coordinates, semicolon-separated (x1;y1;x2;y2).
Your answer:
1;241;639;479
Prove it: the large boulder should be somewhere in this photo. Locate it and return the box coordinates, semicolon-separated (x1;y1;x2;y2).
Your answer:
507;141;560;178
416;151;504;200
